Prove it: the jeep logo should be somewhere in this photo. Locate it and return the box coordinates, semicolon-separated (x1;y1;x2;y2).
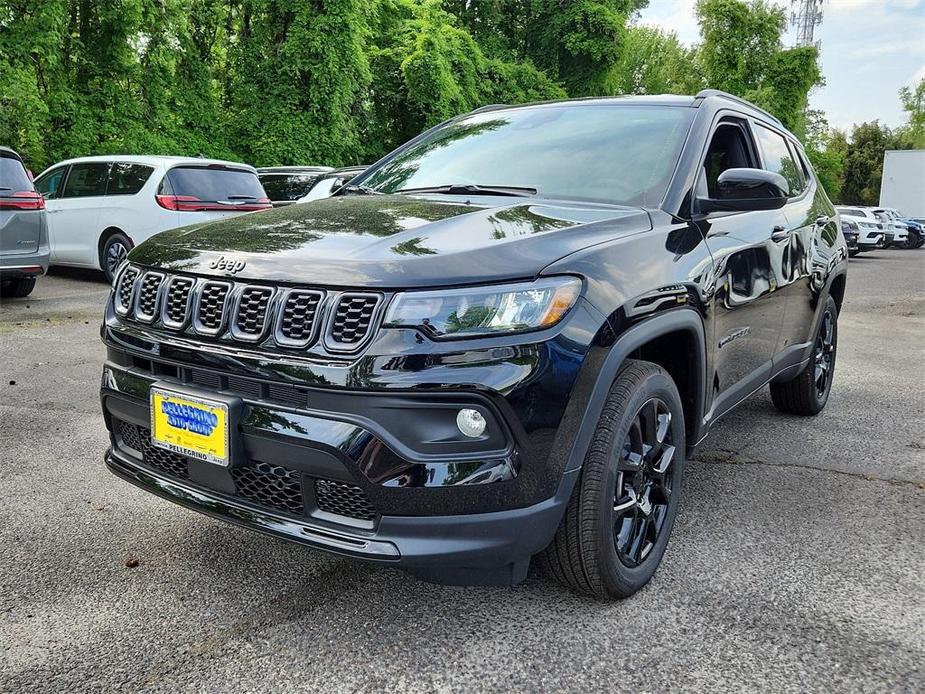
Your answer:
209;256;246;274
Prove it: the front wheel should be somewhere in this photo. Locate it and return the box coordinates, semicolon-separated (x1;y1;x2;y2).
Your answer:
770;295;838;416
101;232;132;283
539;360;685;599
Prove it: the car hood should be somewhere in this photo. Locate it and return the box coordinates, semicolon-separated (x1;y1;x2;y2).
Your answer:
130;194;652;288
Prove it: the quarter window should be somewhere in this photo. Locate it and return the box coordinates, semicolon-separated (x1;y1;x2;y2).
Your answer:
61;163;110;198
107;163;153;196
753;124;804;197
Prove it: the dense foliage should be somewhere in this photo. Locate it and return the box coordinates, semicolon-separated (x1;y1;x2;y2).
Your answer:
0;0;917;205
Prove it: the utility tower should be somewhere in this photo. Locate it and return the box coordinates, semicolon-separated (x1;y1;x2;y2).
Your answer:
791;0;824;47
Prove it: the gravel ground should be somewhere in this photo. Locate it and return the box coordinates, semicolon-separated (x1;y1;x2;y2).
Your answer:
1;252;923;693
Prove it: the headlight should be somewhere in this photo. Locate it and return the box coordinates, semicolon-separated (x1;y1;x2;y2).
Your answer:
383;277;582;339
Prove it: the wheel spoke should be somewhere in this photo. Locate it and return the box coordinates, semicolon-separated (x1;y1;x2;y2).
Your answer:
652;444;675;475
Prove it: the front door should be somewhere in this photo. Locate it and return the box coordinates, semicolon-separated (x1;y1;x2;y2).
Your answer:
48;162;108;266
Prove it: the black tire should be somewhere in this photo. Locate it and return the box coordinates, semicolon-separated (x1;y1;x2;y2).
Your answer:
0;277;37;298
101;232;132;283
539;360;685;599
848;248;859;257
770;295;838;416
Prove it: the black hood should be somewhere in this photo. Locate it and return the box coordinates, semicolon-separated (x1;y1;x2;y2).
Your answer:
130;195;651;288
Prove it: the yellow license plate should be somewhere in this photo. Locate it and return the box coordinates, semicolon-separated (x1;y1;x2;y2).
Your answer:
150;387;229;467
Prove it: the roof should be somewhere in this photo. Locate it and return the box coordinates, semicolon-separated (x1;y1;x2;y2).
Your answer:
469;90;786;130
42;154;258;171
0;146;21;159
257;166;333;174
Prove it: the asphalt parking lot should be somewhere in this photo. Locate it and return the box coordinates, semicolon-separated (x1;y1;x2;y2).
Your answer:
1;251;923;693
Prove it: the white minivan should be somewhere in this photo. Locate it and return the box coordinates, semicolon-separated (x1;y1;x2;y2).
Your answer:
33;156;271;281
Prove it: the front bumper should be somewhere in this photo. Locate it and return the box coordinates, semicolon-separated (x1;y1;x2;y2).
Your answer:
105;447;575;584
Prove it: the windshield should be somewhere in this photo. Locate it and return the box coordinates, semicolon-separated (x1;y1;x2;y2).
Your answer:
160;166;265;203
0;155;34;193
259;173;324;201
360;105;694;206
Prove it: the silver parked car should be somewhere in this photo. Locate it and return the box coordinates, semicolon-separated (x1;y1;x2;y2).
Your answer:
0;147;49;298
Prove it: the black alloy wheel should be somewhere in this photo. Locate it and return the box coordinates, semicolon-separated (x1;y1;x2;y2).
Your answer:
102;233;132;283
613;398;676;567
813;308;836;400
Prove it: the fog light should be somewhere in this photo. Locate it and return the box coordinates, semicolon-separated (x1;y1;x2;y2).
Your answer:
456;408;487;438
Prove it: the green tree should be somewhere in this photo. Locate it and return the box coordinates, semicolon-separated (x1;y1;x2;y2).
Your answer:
803;109;845;201
611;25;703;95
841;121;894;205
897;79;925;148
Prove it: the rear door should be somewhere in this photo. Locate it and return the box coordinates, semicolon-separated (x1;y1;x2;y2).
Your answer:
157;165;270;226
49;161;109;266
0;152;44;257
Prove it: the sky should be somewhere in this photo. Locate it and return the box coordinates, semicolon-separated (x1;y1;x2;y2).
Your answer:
637;0;925;131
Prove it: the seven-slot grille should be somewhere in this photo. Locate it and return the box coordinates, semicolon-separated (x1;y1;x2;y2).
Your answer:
113;265;382;353
233;286;274;340
328;294;380;349
115;266;140;315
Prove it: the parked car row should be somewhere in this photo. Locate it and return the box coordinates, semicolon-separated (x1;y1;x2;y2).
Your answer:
0;149;369;296
836;205;924;256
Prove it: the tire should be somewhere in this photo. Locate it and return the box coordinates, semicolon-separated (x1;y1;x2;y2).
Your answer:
848;249;859;258
100;232;132;283
0;277;37;298
770;295;838;416
539;360;685;600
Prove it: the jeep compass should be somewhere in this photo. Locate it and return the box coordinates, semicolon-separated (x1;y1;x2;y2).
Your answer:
101;91;847;599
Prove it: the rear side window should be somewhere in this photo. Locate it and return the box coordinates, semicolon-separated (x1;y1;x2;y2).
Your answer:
753;124;805;197
107;163;153;196
160;166;265;203
61;163;110;198
35;166;67;199
0;155;34;192
259;173;323;201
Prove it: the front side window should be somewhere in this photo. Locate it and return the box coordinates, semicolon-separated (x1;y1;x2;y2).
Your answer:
107;163;153;196
61;163;110;198
361;105;695;206
754;124;804;197
34;166;67;199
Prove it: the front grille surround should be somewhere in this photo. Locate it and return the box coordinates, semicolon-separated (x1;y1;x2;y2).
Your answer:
114;265;386;356
192;280;233;336
324;292;383;353
134;271;166;323
231;285;276;342
275;288;325;348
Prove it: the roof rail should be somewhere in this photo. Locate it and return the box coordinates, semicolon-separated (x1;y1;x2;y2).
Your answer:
694;89;782;126
469;103;508;114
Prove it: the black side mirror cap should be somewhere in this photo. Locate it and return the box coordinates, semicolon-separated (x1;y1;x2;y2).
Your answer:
697;168;789;214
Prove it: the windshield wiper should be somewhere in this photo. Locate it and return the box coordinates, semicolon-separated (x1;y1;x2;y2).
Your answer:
336;184;382;196
396;184;537;197
225;194;258;200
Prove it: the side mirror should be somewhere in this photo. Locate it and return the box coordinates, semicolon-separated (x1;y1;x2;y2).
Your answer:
697;168;788;214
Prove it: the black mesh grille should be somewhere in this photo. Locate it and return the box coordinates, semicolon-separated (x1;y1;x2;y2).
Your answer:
234;286;273;337
136;273;164;320
231;463;303;515
315;479;377;521
278;290;323;344
329;295;379;347
164;277;194;326
196;282;230;332
116;266;139;314
118;421;188;479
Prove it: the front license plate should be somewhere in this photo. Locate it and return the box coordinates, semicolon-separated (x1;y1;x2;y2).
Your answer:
150;387;230;467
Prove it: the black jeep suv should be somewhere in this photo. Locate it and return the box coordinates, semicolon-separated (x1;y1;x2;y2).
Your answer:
101;91;846;599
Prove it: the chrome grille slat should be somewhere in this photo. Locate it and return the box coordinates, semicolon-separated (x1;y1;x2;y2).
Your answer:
161;276;195;329
275;289;324;348
193;281;232;336
232;286;274;341
115;266;140;316
326;293;381;351
134;272;165;323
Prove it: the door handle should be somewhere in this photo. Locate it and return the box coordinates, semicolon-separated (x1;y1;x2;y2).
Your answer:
771;226;790;242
